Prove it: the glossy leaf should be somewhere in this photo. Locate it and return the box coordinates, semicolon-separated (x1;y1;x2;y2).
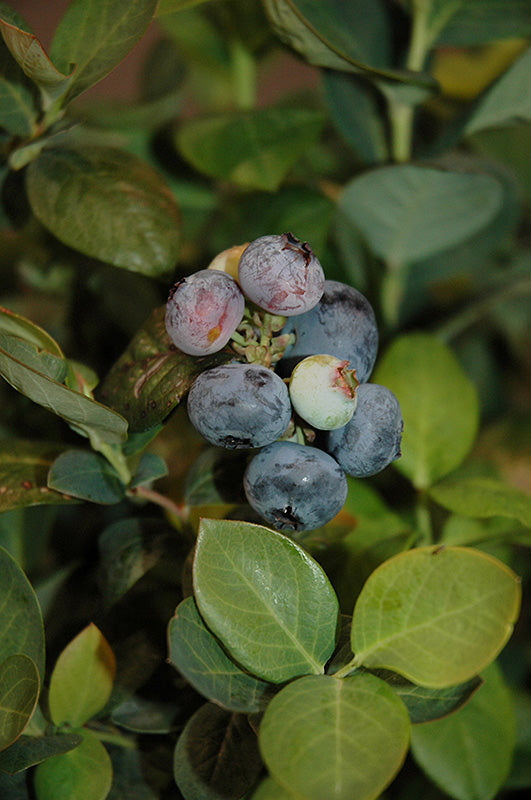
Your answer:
263;0;435;92
373;334;479;489
0;733;82;775
438;0;531;45
0;440;77;512
465;46;531;136
34;730;112;800
0;332;128;445
98;305;232;432
26;146;180;276
176;107;325;191
48;624;116;727
0;547;45;680
193;519;339;683
259;672;410;800
338;165;503;267
168;596;273;712
430;476;531;529
411;662;516;800
47;450;125;505
0;18;74;105
0;655;39;753
174;703;262;800
50;0;158;103
375;669;483;724
351;546;521;688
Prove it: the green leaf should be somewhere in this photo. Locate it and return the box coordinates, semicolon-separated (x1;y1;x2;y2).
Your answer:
34;730;112;800
251;776;296;800
0;18;74;106
50;0;158;103
0;440;78;512
0;330;128;445
173;703;263;800
373;334;480;489
0;48;37;136
168;596;273;713
437;0;531;45
465;46;531;136
337;165;503;267
47;450;126;505
259;672;410;800
0;733;82;775
323;70;388;164
184;448;248;507
98;517;170;606
110;695;178;734
97;305;232;432
26;145;180;276
374;669;483;724
176;107;326;191
263;0;435;93
351;546;521;688
0;770;29;799
430;477;531;529
193;519;339;683
157;0;218;13
48;624;116;727
0;547;45;681
0;306;65;360
0;655;39;753
411;661;516;800
0;331;67;383
128;452;168;489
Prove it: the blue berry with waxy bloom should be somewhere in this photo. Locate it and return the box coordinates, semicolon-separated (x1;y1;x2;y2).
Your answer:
165;269;244;356
326;383;403;477
279;280;378;383
289;354;359;430
187;363;292;449
238;233;325;316
243;441;348;531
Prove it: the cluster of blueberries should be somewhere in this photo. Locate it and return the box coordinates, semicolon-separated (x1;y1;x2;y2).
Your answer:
165;233;403;532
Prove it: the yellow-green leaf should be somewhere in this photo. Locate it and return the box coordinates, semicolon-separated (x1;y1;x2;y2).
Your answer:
0;655;40;752
351;546;521;687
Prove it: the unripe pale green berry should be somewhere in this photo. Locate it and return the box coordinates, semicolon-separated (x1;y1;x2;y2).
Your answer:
288;354;358;430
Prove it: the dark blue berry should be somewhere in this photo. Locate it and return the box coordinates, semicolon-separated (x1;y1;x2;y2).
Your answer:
278;280;378;383
187;363;292;449
243;441;348;531
326;383;403;477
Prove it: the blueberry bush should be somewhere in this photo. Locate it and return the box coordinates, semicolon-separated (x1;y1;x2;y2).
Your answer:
0;1;530;799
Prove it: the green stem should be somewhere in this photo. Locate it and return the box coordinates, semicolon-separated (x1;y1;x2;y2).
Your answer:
333;658;360;680
92;439;132;486
230;38;256;110
416;491;433;545
88;726;136;750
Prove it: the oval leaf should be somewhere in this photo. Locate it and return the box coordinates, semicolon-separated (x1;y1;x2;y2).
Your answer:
259;672;410;800
48;624;116;727
438;0;531;45
47;450;125;505
373;333;479;489
173;703;262;800
465;46;531;135
338;165;503;266
176;107;325;191
34;730;112;800
430;476;531;530
411;661;516;800
0;546;45;680
351;546;521;687
0;655;39;753
98;305;232;432
26;146;180;276
50;0;158;102
193;519;339;683
168;596;273;713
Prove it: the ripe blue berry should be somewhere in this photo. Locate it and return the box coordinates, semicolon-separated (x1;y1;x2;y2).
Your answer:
238;233;325;316
289;354;358;430
279;280;378;383
165;269;244;356
187;363;292;449
326;383;403;477
243;441;348;531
